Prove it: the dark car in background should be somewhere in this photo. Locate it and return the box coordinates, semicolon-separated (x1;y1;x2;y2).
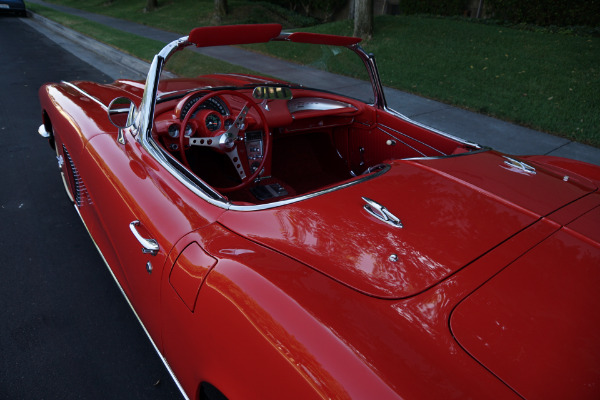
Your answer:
0;0;26;17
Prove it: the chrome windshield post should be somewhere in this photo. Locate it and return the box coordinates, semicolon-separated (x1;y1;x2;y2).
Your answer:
351;44;387;109
137;36;192;145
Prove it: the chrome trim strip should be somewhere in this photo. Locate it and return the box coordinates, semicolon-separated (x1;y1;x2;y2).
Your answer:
377;123;445;157
229;164;390;211
72;205;189;400
62;81;108;110
384;107;482;149
401;147;490;162
288;97;355;113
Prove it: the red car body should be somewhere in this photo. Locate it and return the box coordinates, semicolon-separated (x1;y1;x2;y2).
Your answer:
38;24;600;399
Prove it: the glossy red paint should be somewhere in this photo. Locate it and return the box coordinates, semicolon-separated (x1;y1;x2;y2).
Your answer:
38;24;600;400
169;241;217;312
452;228;600;399
218;155;541;298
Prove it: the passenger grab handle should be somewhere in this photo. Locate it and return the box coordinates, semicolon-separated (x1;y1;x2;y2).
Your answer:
129;220;159;255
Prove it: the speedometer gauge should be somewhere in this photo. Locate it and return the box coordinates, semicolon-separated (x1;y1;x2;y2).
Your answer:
206;113;221;131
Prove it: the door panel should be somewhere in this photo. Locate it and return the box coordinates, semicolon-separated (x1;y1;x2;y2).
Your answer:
80;128;223;347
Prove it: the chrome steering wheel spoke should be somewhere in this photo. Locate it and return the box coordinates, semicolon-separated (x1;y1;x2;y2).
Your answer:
188;135;221;149
226;104;249;136
226;146;247;180
178;90;270;193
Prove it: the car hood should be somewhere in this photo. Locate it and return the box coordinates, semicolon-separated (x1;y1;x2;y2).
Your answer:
219;151;597;298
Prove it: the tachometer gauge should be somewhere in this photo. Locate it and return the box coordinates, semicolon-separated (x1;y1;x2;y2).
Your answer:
168;124;180;138
184;124;193;137
205;113;221;131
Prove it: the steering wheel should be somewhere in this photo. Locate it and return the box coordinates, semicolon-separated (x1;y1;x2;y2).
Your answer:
178;90;271;193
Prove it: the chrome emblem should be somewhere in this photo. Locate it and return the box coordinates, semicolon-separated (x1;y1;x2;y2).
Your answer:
502;156;536;175
362;197;403;228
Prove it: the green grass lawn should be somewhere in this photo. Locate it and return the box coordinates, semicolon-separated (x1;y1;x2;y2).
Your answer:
28;0;600;147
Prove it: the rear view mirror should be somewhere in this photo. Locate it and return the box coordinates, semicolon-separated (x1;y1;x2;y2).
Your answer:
108;97;136;128
252;86;293;101
108;97;136;144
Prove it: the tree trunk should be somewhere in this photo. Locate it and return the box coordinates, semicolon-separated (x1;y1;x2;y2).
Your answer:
214;0;228;23
353;0;373;40
146;0;158;12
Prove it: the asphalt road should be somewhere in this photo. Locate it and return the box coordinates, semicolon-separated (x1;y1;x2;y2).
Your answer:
0;15;181;399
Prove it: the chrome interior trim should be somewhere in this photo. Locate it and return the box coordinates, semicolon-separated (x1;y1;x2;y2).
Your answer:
288;97;355;113
377;124;446;156
145;138;227;205
228;164;390;211
401;147;490;162
384;107;482;149
62;81;108;110
72;206;190;400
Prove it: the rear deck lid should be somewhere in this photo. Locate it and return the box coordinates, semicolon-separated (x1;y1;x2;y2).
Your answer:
220;152;594;298
450;220;600;399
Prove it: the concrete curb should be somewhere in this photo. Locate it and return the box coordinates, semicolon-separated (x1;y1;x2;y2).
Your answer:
27;12;149;80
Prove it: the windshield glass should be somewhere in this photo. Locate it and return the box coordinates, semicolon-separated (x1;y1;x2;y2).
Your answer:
158;40;374;104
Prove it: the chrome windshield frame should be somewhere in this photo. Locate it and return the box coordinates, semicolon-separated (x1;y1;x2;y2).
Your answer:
132;30;441;212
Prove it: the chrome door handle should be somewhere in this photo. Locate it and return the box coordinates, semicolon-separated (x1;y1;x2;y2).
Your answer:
129;220;159;256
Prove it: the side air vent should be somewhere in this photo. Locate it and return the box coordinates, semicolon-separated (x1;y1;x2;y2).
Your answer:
62;145;93;207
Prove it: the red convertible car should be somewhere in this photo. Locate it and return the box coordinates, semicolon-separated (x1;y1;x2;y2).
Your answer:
38;24;599;400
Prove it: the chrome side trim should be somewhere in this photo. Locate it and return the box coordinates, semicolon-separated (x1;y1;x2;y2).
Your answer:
72;206;189;400
63;145;93;206
62;81;108;110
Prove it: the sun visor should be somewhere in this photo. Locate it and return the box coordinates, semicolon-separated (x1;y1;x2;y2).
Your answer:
285;32;361;46
188;24;282;47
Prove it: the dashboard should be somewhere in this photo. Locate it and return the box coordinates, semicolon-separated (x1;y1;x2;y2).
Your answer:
153;88;361;152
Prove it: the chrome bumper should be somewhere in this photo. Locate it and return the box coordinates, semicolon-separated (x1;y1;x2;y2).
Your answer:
38;124;50;138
